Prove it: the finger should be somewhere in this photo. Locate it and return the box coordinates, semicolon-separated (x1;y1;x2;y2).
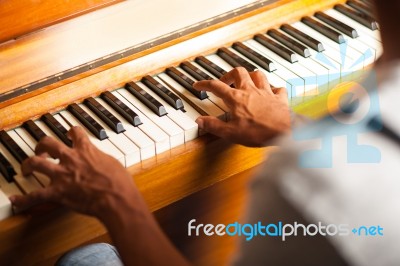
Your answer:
35;136;68;159
196;116;235;140
220;67;255;89
67;126;90;149
249;71;273;94
273;87;288;100
22;155;64;177
9;187;56;212
193;80;235;105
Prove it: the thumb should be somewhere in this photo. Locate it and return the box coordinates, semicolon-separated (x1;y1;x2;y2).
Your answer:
196;116;233;140
9;187;55;212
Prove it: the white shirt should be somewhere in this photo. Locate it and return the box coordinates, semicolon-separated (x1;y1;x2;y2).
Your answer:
234;62;400;266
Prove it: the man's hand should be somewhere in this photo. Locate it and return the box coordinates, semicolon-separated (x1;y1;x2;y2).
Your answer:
10;127;190;265
193;67;291;147
10;127;141;221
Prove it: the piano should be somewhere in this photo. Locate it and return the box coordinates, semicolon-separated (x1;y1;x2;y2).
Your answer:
0;0;381;264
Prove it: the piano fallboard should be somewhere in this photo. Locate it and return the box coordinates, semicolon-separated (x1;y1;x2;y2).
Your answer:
0;0;379;264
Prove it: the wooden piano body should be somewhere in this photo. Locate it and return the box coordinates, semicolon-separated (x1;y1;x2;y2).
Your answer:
0;0;353;265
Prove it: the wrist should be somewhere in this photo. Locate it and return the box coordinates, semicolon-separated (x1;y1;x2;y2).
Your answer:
97;188;150;230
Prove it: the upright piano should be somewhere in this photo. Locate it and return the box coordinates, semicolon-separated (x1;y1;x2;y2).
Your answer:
0;0;381;264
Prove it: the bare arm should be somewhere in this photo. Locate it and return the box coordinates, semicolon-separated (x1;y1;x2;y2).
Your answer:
10;127;190;266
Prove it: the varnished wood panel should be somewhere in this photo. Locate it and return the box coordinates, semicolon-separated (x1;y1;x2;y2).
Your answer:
0;136;272;265
0;0;345;129
0;0;347;265
154;166;258;266
0;0;259;98
0;0;123;43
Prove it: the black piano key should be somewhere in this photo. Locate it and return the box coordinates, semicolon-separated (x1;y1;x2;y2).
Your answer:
165;67;208;100
125;82;167;117
267;29;311;57
180;61;213;81
254;34;298;63
195;56;227;79
216;47;258;72
0;130;28;163
0;152;17;183
346;0;374;18
141;75;185;110
22;120;47;142
315;11;358;38
101;91;142;127
232;42;276;72
67;104;108;140
334;4;378;30
302;16;345;44
84;97;125;134
41;113;73;147
281;24;325;52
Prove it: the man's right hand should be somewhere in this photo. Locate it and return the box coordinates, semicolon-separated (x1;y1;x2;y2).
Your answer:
193;67;291;147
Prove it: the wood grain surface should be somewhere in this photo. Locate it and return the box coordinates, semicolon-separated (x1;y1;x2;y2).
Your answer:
0;0;123;43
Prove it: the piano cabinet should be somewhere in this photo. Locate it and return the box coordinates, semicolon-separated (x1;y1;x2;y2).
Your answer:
0;0;361;265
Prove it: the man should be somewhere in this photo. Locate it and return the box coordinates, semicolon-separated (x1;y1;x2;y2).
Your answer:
10;0;400;265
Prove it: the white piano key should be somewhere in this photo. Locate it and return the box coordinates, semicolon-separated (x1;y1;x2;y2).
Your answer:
0;189;12;221
175;66;230;113
14;126;61;183
190;59;287;91
0;173;23;197
34;120;62;143
154;76;203;121
281;28;343;88
95;98;156;161
282;27;342;76
158;73;227;122
15;127;59;186
230;45;321;95
117;87;185;149
191;61;219;79
58;111;126;166
184;61;239;112
313;16;376;66
111;91;170;154
325;9;383;59
155;76;210;136
205;54;235;73
325;9;381;42
7;131;50;187
201;49;289;101
270;30;333;92
0;143;42;194
14;127;37;151
77;104;141;167
14;125;62;172
292;21;364;79
137;82;199;142
245;40;307;97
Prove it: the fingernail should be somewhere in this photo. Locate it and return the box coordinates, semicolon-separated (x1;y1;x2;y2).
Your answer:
195;118;204;129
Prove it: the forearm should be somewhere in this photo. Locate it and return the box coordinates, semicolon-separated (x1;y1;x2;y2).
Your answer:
102;195;190;266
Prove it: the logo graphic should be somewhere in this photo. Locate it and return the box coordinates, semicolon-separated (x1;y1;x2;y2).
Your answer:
286;41;381;168
188;219;384;241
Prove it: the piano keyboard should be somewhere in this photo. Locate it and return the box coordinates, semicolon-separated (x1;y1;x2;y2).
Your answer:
0;3;381;220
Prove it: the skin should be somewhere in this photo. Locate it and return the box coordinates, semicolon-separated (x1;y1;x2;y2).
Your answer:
194;68;290;147
12;127;189;266
9;0;395;265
